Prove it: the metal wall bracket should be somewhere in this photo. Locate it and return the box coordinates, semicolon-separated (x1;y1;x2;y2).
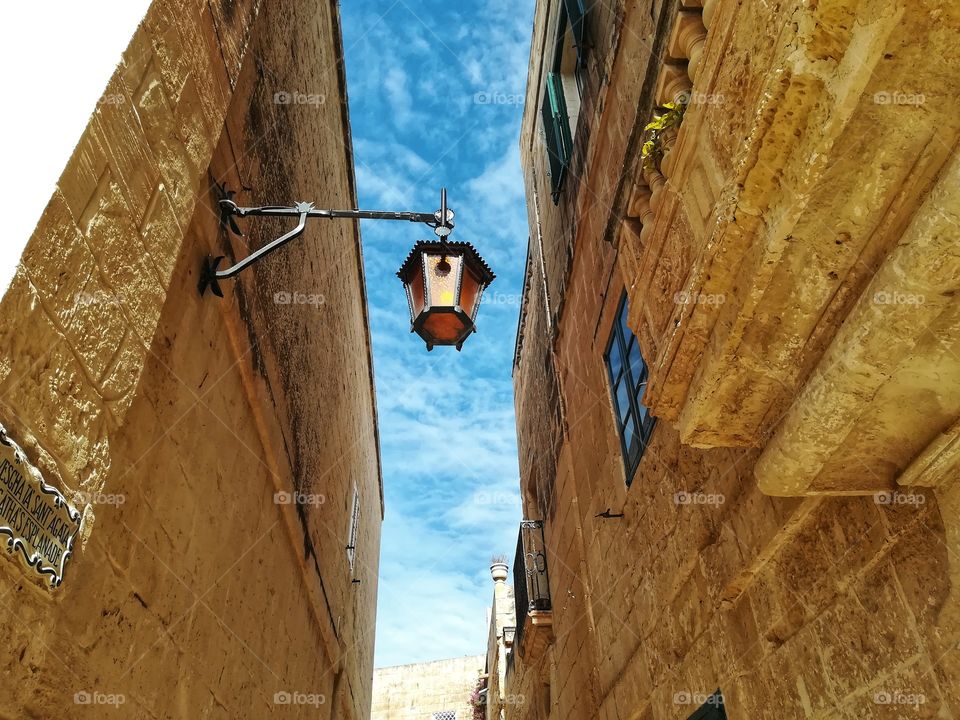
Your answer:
199;188;456;297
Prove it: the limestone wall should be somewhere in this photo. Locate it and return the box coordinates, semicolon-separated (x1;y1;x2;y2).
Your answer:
371;656;486;720
486;575;517;720
0;1;382;718
513;249;564;523
508;0;960;718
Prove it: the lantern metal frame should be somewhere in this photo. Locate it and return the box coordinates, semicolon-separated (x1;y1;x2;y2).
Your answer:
200;187;457;297
397;240;496;351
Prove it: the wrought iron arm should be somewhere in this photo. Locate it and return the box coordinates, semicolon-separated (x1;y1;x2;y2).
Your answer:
199;188;455;297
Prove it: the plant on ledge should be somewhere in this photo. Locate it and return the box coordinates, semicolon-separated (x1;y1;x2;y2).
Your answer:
641;101;687;174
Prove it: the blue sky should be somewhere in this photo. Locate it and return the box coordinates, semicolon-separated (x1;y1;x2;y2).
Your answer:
341;0;536;667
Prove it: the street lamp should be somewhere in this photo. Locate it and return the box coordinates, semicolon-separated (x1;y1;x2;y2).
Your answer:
397;240;495;351
201;188;495;351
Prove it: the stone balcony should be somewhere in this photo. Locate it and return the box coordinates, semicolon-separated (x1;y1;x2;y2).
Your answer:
617;0;960;496
517;609;553;661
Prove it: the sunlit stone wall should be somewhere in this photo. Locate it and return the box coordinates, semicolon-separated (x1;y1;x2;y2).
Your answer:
371;655;486;720
0;1;382;718
507;0;960;718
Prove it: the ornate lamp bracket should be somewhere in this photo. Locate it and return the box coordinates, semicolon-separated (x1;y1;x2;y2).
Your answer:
199;188;456;297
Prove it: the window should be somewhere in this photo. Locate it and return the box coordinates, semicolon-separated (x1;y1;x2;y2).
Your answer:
604;294;656;484
432;712;457;720
686;691;726;719
541;0;590;203
346;485;360;573
541;73;573;203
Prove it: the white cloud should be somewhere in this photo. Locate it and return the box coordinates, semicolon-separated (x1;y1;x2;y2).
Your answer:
461;142;529;272
356;165;418;208
384;66;417;129
465;143;525;211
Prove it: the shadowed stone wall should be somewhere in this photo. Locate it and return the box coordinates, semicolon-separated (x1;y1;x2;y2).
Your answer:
0;1;382;718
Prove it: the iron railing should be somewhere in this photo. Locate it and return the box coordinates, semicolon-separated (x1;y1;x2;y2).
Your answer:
512;520;551;652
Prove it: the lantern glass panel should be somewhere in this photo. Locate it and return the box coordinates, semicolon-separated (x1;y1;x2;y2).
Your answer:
425;253;462;307
459;267;482;319
406;262;426;319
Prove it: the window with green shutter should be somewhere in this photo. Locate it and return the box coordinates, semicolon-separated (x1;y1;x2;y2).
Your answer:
541;72;573;202
561;0;588;67
541;0;590;204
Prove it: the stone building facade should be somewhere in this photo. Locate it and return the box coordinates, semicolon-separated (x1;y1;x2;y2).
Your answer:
0;1;382;718
371;655;486;720
485;561;518;720
507;0;960;719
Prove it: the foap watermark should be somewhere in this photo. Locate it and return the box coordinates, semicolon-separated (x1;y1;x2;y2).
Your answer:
76;490;126;507
873;290;925;306
274;691;326;707
473;491;519;507
274;490;326;507
503;694;527;706
99;93;126;106
486;291;523;307
74;691;126;708
873;91;925;107
874;491;925;507
678;90;725;106
673;691;724;707
75;290;127;308
673;291;725;306
873;690;925;708
274;291;325;308
674;491;725;507
474;91;525;106
273;90;326;106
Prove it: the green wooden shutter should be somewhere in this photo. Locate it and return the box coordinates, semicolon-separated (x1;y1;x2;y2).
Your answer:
541;72;573;203
562;0;587;66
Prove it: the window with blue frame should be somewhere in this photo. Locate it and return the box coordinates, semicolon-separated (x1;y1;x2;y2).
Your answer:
604;293;656;484
686;691;726;719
